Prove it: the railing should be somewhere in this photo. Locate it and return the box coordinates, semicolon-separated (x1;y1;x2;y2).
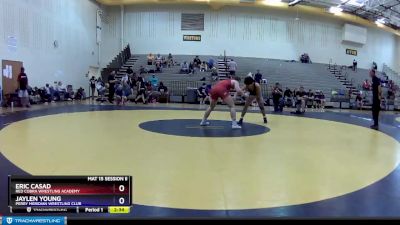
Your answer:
383;64;400;85
101;44;131;80
163;80;270;99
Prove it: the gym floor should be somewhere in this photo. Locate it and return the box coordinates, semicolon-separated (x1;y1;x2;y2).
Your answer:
1;101;400;218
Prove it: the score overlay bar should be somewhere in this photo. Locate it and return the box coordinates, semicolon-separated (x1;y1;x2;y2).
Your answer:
8;176;132;211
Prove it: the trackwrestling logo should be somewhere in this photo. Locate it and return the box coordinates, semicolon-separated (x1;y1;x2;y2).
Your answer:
1;217;65;225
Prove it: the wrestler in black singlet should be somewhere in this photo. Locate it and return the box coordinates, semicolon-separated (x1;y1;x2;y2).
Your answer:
248;83;257;96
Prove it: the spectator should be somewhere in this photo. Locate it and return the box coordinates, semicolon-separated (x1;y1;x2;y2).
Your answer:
29;87;41;104
155;53;162;65
147;53;155;65
155;61;163;73
381;76;389;87
17;67;30;107
283;87;293;107
75;87;86;100
135;77;147;104
44;84;53;102
200;61;208;72
115;82;125;106
139;65;147;75
362;79;371;90
300;53;311;63
254;70;263;84
193;56;202;68
353;59;358;72
292;88;298;107
126;66;134;76
355;93;363;110
96;78;106;102
167;53;174;67
197;83;208;104
65;85;75;100
314;90;325;109
149;74;159;88
272;83;284;112
181;61;189;74
161;56;167;67
227;59;238;76
145;82;159;103
307;89;314;108
158;82;169;103
158;82;168;93
108;71;116;103
294;86;307;114
189;62;195;74
306;53;311;63
89;76;96;100
121;73;129;85
122;76;132;101
129;74;136;93
210;67;218;81
372;62;378;70
388;80;395;90
54;81;66;101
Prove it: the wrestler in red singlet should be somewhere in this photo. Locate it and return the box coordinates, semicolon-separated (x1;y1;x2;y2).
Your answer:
210;79;233;101
200;78;243;129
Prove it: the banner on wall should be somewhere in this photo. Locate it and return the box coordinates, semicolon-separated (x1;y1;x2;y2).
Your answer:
2;60;23;95
7;36;17;53
183;35;201;42
346;49;357;56
2;65;12;79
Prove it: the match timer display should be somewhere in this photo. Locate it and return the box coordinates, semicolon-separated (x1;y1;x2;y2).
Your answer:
8;176;132;214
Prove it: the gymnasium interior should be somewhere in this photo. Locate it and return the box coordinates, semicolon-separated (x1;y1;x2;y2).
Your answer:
1;0;400;221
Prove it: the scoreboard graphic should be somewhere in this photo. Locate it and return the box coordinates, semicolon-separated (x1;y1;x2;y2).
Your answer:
8;176;132;214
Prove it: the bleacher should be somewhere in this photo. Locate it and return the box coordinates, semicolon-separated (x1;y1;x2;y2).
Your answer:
104;52;399;109
329;62;400;110
128;55;343;100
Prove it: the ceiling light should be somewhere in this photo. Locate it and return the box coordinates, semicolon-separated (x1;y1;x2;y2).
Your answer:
288;0;302;7
376;18;386;24
329;6;343;15
264;0;282;3
262;0;284;6
375;18;386;27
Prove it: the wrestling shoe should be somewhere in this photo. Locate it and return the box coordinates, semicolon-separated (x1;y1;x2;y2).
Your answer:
370;125;379;130
238;118;243;126
232;121;242;129
200;120;210;126
263;117;268;124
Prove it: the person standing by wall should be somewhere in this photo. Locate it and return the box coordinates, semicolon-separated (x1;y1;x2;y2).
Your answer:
89;76;96;100
18;67;30;108
370;70;382;130
352;59;357;72
108;71;116;103
227;59;238;76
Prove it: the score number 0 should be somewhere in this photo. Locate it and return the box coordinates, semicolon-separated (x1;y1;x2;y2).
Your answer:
118;185;126;205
